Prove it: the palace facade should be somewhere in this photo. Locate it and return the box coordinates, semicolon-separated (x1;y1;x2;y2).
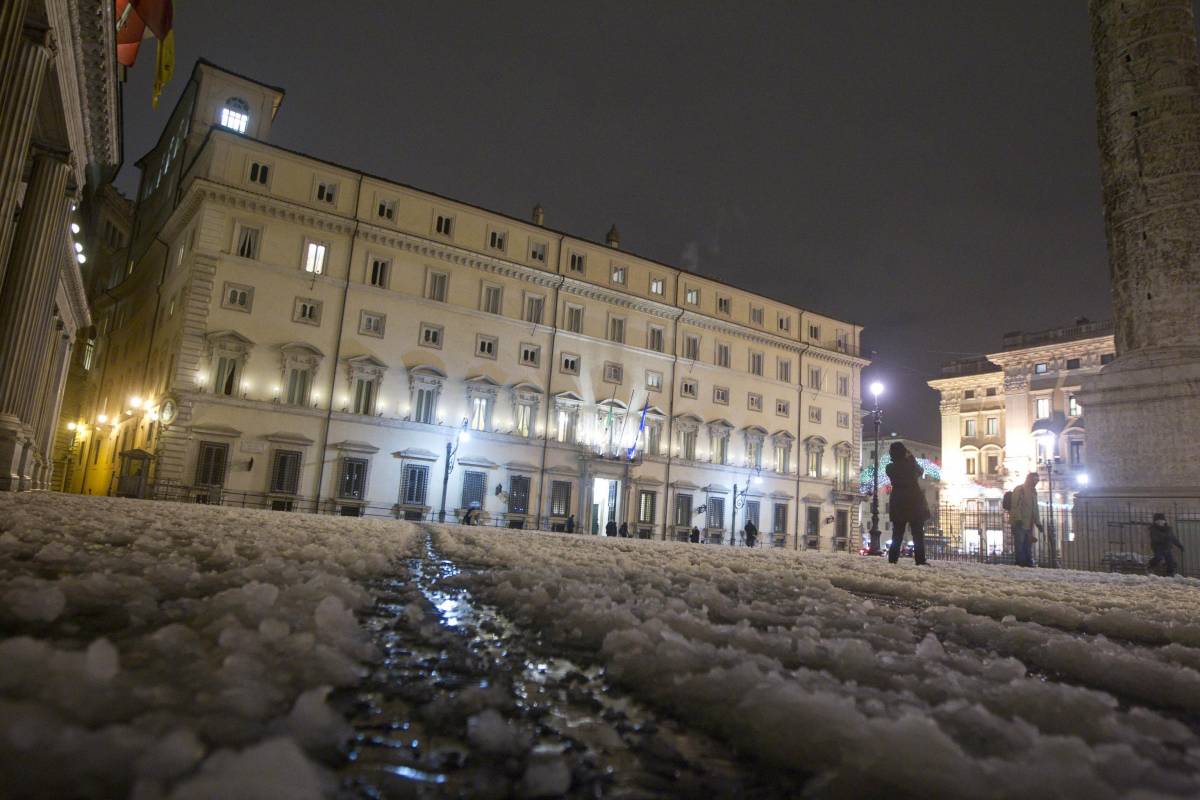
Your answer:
0;0;121;490
63;61;868;548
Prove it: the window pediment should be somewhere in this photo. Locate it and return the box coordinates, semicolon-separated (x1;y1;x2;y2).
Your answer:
206;329;254;358
347;354;386;381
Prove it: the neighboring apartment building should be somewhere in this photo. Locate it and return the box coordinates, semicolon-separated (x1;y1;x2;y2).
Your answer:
0;0;121;491
929;318;1115;516
63;60;868;548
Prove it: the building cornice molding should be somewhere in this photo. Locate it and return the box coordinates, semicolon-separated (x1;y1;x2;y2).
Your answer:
561;277;680;320
64;0;120;168
191;180;355;236
986;335;1115;367
680;311;806;354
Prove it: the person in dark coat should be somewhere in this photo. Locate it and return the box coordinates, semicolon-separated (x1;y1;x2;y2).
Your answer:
605;519;617;537
690;526;701;543
885;442;929;565
1149;512;1184;576
744;520;758;548
618;522;629;538
565;514;575;533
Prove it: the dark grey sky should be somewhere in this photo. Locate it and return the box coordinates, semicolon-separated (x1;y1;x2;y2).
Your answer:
116;1;1121;445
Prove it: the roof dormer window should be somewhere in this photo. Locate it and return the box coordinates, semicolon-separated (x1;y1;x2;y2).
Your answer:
219;98;250;134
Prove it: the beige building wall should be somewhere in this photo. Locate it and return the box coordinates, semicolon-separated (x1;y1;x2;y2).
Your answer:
69;61;868;549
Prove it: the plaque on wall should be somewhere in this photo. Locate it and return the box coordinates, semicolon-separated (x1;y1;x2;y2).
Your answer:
240;440;266;454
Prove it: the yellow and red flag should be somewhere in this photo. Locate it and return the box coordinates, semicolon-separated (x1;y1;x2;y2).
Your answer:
115;0;175;106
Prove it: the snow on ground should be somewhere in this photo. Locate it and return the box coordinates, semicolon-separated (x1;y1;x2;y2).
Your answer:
0;492;419;800
434;528;1200;799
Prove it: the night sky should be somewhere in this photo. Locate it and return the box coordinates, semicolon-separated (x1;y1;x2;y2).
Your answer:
115;2;1125;445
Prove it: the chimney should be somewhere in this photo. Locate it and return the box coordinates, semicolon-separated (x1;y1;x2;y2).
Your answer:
532;203;545;226
606;224;620;249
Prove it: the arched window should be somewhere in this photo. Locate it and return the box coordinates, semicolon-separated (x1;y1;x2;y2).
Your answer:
219;97;250;133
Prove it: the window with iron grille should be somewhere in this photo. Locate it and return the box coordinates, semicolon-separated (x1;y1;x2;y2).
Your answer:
638;490;656;524
707;497;725;529
806;506;820;537
745;500;760;529
509;475;531;513
551;481;572;516
270;449;302;494
461;471;486;509
339;457;367;499
403;464;430;505
195;441;228;487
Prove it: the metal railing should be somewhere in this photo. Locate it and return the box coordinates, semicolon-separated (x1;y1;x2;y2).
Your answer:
911;503;1198;577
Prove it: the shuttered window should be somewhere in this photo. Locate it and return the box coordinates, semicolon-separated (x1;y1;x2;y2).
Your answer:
509;475;530;513
745;500;760;529
195;441;228;486
550;481;571;516
707;497;725;529
339;458;367;499
675;493;692;526
403;464;429;505
461;470;486;509
286;368;311;406
638;490;656;524
773;503;788;534
270;449;302;494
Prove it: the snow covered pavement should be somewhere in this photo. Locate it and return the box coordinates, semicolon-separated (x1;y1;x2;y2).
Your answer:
434;527;1200;799
0;492;420;799
3;491;1200;799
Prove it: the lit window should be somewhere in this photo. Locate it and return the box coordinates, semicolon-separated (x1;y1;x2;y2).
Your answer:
685;287;699;305
986;417;999;435
748;393;763;411
1035;397;1050;419
1068;395;1081;416
469;396;491;431
1035;362;1048;374
488;229;507;252
611;265;626;284
530;241;547;263
219;98;250;133
713;386;729;405
603;362;623;384
646;370;663;391
304;241;327;274
649;277;664;295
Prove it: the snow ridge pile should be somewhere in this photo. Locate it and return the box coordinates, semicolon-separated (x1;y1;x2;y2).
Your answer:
0;493;419;799
435;528;1200;799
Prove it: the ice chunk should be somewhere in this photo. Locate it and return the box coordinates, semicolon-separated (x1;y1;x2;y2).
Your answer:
467;708;529;756
85;638;120;682
135;728;205;781
166;737;325;800
519;749;571;798
285;687;350;753
3;583;66;621
916;632;945;660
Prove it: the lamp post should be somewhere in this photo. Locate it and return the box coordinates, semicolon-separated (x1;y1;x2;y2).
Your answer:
438;420;470;523
868;381;885;555
1035;430;1062;568
732;470;764;547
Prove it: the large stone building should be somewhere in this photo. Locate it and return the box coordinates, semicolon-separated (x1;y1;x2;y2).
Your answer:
63;60;869;548
929;319;1115;552
0;0;121;490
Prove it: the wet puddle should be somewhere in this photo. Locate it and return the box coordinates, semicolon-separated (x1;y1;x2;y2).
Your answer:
333;531;808;798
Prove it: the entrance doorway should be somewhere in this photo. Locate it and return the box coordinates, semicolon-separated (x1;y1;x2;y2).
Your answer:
591;477;622;535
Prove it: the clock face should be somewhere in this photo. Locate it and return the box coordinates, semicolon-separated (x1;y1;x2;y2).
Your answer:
160;399;177;425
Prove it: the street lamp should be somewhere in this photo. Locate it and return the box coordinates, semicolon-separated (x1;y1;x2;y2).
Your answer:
1034;429;1062;568
438;420;470;523
732;470;764;547
867;381;885;555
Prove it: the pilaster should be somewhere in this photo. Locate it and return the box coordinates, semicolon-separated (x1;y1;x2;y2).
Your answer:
0;22;53;295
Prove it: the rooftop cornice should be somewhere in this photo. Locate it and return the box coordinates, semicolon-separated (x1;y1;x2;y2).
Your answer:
63;0;121;168
986;335;1115;365
928;371;1006;390
680;311;807;354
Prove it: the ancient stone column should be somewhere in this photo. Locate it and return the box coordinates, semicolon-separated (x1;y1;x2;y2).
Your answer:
0;22;53;297
0;0;30;99
1079;0;1200;504
0;153;71;490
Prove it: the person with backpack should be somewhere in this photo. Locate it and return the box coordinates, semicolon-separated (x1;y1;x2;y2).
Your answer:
1007;473;1043;567
885;442;930;565
1148;512;1184;576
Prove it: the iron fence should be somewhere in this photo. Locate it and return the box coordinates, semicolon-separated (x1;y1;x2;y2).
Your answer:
918;502;1199;577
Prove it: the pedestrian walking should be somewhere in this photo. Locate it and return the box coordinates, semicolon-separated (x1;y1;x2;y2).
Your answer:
744;520;758;548
565;514;575;533
690;526;701;543
605;519;617;537
618;522;629;538
1008;473;1043;568
1148;512;1184;577
886;442;929;565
